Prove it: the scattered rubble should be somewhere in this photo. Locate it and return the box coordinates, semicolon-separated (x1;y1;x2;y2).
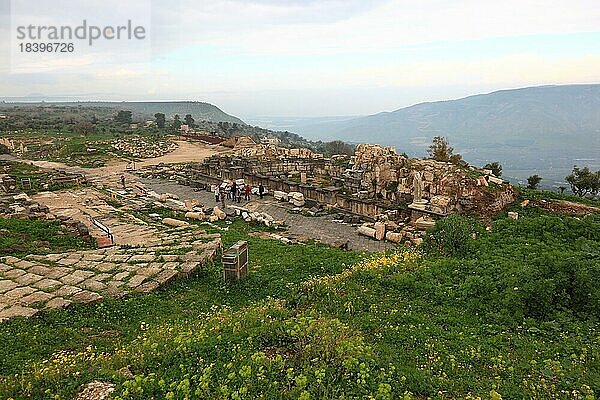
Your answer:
531;199;600;216
356;213;434;246
112;137;178;159
228;205;285;228
141;142;517;227
74;381;115;400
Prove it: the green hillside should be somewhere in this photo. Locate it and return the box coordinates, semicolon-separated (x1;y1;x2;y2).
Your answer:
295;85;600;184
2;101;245;125
103;101;245;124
1;192;599;399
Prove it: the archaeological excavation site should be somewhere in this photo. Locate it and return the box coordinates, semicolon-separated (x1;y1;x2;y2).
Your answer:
0;133;516;322
0;102;598;400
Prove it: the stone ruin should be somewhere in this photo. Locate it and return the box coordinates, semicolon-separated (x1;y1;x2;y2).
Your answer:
0;174;17;193
347;144;517;217
0;137;28;155
0;192;92;245
151;142;515;216
229;136;323;160
1;163;86;193
134;141;517;245
111;137;178;159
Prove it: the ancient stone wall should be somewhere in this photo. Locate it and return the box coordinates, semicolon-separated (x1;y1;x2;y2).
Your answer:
139;143;517;220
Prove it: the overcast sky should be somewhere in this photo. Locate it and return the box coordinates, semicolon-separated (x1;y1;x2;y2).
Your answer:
1;0;599;118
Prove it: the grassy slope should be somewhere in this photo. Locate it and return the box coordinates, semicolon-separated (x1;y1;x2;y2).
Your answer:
0;218;94;256
0;202;599;399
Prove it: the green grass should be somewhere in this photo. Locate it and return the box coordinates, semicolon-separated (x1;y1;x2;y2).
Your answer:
0;220;362;396
0;218;94;256
0;201;599;399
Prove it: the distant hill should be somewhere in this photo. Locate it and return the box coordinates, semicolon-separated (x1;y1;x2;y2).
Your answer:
294;85;600;185
99;101;245;125
0;101;245;125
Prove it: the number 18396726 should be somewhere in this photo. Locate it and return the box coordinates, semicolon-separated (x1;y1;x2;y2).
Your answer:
18;42;74;52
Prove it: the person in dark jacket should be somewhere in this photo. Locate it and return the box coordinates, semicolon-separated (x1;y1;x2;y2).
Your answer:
258;183;265;199
237;185;242;203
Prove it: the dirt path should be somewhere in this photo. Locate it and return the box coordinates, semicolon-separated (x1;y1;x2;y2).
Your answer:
532;199;600;215
3;140;229;194
13;141;229;185
91;141;230;176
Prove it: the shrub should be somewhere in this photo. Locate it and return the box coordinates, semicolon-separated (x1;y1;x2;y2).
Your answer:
423;215;482;257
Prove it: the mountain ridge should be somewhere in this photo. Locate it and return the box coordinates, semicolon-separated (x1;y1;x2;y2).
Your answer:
0;100;245;125
292;84;600;184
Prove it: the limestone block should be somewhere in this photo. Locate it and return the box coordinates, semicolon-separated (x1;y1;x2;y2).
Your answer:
0;305;38;321
357;225;376;238
508;211;519;220
374;222;386;240
213;206;226;220
71;291;103;304
162;218;190;227
415;217;435;230
385;231;404;243
159;193;179;201
273;191;288;201
185;211;205;221
289;192;305;207
184;200;200;210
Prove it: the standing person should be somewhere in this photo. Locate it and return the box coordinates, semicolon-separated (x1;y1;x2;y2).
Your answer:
236;184;242;203
231;183;237;202
120;174;126;189
214;186;220;203
259;183;265;199
245;184;251;201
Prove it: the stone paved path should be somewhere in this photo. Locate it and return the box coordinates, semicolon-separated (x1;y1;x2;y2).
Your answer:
33;188;164;246
141;179;394;253
0;225;221;321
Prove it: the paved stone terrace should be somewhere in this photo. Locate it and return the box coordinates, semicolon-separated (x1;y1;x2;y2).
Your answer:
141;178;394;253
0;226;221;321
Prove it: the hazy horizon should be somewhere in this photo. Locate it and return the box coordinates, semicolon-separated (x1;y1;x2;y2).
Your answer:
2;83;599;122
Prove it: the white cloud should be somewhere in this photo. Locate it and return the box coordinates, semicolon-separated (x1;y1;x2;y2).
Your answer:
1;0;599;115
151;0;600;56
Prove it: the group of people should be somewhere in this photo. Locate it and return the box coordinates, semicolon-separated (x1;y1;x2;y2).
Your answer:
214;182;265;206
